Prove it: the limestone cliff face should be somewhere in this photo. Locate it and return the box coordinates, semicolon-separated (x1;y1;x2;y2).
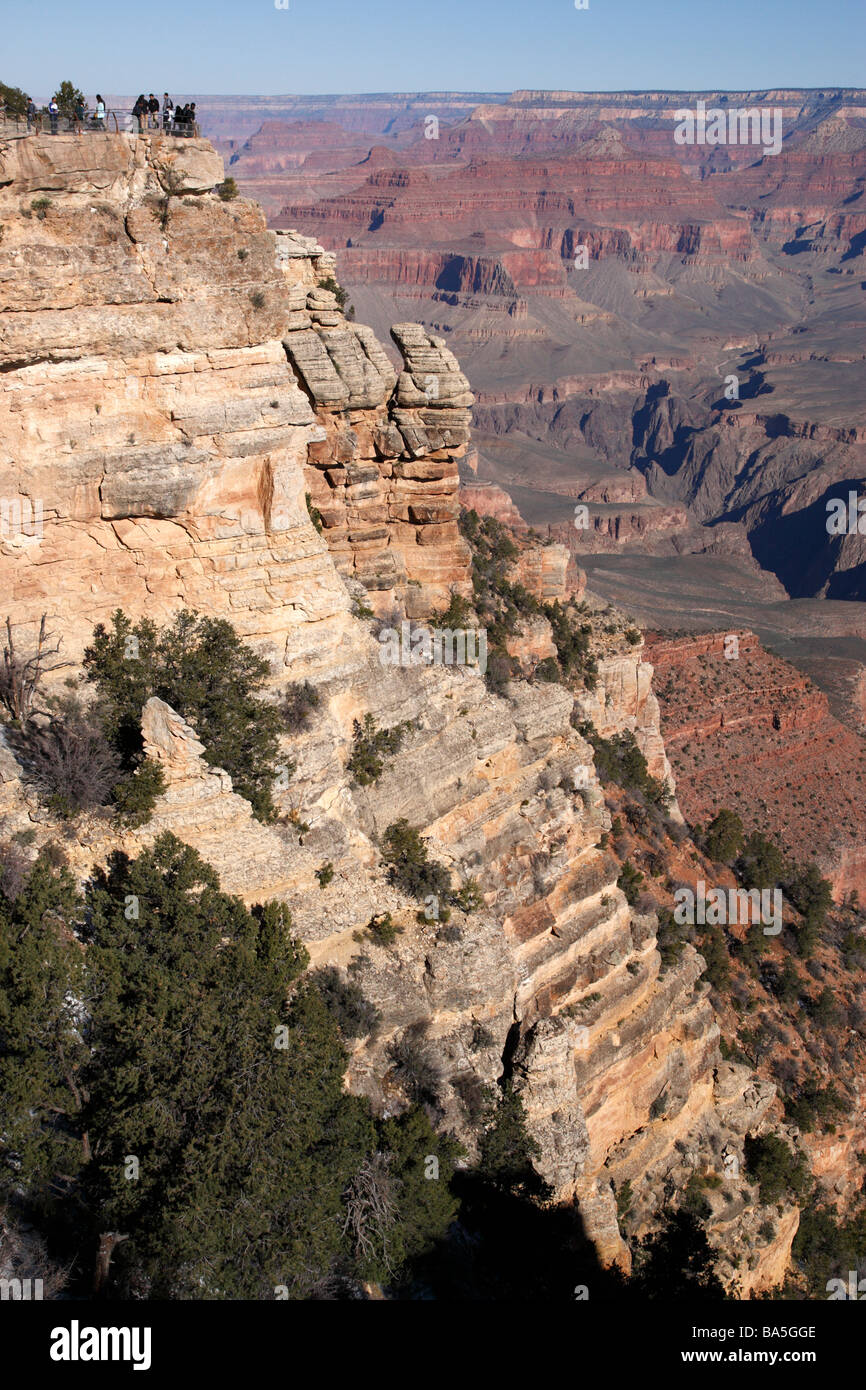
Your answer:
0;133;470;670
0;133;795;1292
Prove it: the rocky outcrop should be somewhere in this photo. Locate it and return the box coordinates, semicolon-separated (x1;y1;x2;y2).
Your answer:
0;135;474;671
290;311;474;614
214;88;866;609
0;130;808;1295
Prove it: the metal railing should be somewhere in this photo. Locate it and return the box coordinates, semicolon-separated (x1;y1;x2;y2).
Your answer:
0;110;200;138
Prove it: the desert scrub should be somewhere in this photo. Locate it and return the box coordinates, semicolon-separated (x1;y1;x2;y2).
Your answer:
216;177;238;201
353;910;403;947
580;725;671;811
315;861;334;889
83;609;284;822
348;714;414;786
311;965;380;1039
617;860;644;906
282;680;320;732
318;274;348;310
305;492;324;534
381;820;452;903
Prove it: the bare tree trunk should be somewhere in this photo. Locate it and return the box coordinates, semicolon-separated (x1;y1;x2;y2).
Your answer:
93;1232;128;1296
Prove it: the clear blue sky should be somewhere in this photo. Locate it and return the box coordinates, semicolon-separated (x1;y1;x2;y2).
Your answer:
5;0;864;98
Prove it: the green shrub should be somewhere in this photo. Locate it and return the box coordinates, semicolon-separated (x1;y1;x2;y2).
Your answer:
657;905;688;972
315;861;334;889
380;819;452;903
702;808;744;864
283;680;320;732
586;728;671;810
354;910;403;947
305;492;324;534
436;590;474;628
682;1172;712;1220
542;600;598;688
743;1133;809;1205
216;177;238;201
348;714;414;786
0;839;381;1294
453;878;483;913
617;860;644;906
534;657;560;683
477;1082;547;1197
311;966;380;1039
809;986;841;1031
616;1178;634;1219
783;1078;844;1133
110;758;167;827
84;609;283;822
51;80;85;117
0;81;28;117
318;275;348;310
786;863;832;956
697;922;731;992
735;831;786;891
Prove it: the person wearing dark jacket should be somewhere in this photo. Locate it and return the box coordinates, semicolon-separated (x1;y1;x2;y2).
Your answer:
147;94;159;129
132;95;147;133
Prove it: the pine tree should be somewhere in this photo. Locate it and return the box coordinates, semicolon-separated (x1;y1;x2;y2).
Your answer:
0;855;86;1211
84;610;284;821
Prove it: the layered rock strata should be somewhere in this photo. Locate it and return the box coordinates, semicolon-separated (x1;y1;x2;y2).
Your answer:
0;132;801;1292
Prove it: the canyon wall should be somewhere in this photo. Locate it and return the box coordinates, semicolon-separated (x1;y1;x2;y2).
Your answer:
646;630;866;901
0;131;805;1291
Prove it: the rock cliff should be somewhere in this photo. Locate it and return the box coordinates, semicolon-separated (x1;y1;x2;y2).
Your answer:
0;131;805;1292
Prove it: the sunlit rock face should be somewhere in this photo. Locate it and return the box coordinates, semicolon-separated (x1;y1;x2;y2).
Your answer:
0;130;802;1294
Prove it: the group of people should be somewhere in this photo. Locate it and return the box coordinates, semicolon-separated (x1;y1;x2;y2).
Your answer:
6;90;196;137
131;94;197;135
19;93;106;133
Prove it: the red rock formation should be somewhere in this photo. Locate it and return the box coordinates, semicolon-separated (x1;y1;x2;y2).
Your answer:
645;630;866;899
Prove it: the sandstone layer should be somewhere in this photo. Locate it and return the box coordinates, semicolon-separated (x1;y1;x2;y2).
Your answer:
0;131;811;1293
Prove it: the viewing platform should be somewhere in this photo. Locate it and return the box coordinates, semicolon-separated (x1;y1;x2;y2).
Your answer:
0;111;200;139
